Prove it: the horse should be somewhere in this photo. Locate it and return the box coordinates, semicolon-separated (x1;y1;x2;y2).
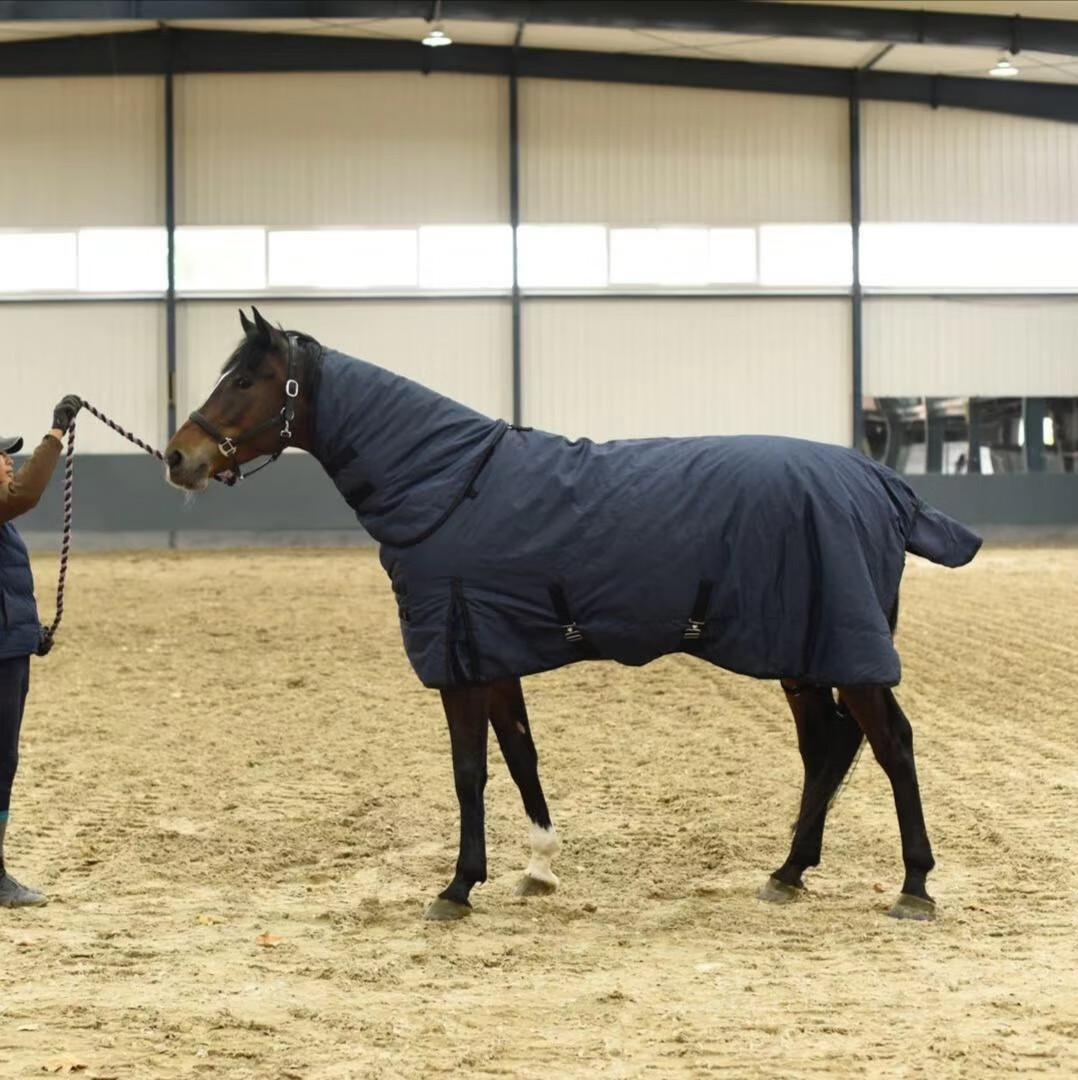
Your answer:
164;307;982;923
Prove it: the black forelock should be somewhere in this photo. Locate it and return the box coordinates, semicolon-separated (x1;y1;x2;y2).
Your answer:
220;329;322;374
220;336;263;375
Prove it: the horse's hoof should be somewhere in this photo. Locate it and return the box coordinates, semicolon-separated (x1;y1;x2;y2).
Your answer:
888;893;936;921
424;898;472;921
515;874;557;898
757;877;803;905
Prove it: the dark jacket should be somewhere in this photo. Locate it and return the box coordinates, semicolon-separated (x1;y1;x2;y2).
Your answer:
0;437;61;660
310;349;982;690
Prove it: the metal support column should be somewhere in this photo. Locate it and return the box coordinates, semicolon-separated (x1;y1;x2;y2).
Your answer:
1023;397;1047;472
163;26;178;438
849;81;864;452
163;27;179;550
509;24;524;427
925;398;946;473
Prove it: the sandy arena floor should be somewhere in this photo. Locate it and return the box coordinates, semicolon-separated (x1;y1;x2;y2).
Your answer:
1;545;1077;1078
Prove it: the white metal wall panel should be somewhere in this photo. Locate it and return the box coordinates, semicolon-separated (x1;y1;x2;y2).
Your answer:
863;103;1078;223
864;298;1078;396
0;77;163;227
0;304;164;453
177;73;508;226
520;81;848;224
177;301;512;422
522;299;851;444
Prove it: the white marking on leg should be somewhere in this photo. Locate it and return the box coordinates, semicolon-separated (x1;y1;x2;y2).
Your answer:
524;823;560;888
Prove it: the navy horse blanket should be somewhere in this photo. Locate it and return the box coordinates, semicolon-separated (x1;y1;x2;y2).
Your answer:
310;348;982;690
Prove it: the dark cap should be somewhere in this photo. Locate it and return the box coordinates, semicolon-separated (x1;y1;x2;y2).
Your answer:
0;435;24;455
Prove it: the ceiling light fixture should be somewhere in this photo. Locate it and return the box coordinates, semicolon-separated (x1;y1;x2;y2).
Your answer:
422;0;452;47
989;56;1018;77
422;26;452;47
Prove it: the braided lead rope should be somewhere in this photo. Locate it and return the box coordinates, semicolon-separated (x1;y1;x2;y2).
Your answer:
41;416;77;644
42;402;227;644
82;401;168;464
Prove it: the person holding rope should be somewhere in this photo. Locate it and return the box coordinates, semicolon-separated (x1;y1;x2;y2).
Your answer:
0;394;82;908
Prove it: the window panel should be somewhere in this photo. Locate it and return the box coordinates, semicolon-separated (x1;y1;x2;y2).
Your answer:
517;225;608;288
418;225;513;289
609;228;710;286
707;228;757;283
268;229;418;289
758;224;852;287
175;227;266;292
861;224;1078;290
0;232;77;292
78;228;168;293
12;220;1078;297
608;228;756;287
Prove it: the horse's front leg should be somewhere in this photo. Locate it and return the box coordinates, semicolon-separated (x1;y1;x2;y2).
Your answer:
425;685;491;921
489;678;560;898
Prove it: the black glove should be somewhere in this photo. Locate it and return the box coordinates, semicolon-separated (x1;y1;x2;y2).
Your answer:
52;394;83;434
36;629;54;657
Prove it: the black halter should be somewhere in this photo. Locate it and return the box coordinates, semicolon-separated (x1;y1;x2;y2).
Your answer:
190;334;302;485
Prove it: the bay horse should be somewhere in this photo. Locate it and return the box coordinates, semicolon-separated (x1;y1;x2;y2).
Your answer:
165;308;981;923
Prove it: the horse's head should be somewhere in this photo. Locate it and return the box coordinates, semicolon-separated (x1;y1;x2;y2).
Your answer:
166;307;310;491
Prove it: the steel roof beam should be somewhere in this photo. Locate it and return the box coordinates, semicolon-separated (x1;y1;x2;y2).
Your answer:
3;27;1077;125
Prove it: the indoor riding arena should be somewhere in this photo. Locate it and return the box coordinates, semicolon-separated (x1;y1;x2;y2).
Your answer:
2;4;1078;1079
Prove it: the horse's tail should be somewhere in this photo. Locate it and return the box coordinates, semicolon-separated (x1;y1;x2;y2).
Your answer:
830;584;899;819
825;696;865;816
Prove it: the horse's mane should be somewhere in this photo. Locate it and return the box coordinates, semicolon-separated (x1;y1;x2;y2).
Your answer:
221;329;323;375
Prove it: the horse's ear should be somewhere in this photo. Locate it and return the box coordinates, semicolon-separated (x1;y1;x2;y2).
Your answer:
250;306;276;345
239;309;255;336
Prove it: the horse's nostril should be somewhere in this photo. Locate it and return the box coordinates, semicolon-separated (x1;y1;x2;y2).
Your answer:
166;450;183;470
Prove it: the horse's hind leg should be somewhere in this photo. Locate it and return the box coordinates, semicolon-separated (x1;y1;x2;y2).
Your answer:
838;684;936;921
759;681;863;904
489;678;560;898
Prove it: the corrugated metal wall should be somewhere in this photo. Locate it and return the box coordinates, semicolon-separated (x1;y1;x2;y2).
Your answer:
176;73;508;225
178;301;512;422
523;299;850;443
173;70;511;454
5;69;1076;465
519;81;851;443
0;77;162;226
864;297;1078;397
0;304;165;453
520;81;848;224
863;102;1078;222
0;75;164;453
861;103;1078;400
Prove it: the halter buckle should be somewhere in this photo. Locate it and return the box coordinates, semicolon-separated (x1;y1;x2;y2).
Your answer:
285;378;299;399
281;417;292;440
219;436;238;457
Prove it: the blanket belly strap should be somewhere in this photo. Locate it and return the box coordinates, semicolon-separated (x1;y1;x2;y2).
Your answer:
681;579;715;649
547;584;600;659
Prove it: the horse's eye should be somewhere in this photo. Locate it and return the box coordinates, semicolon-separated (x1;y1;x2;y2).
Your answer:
235;376;254;390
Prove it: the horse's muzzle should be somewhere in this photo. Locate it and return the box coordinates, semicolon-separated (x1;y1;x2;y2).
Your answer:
165;448;211;492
